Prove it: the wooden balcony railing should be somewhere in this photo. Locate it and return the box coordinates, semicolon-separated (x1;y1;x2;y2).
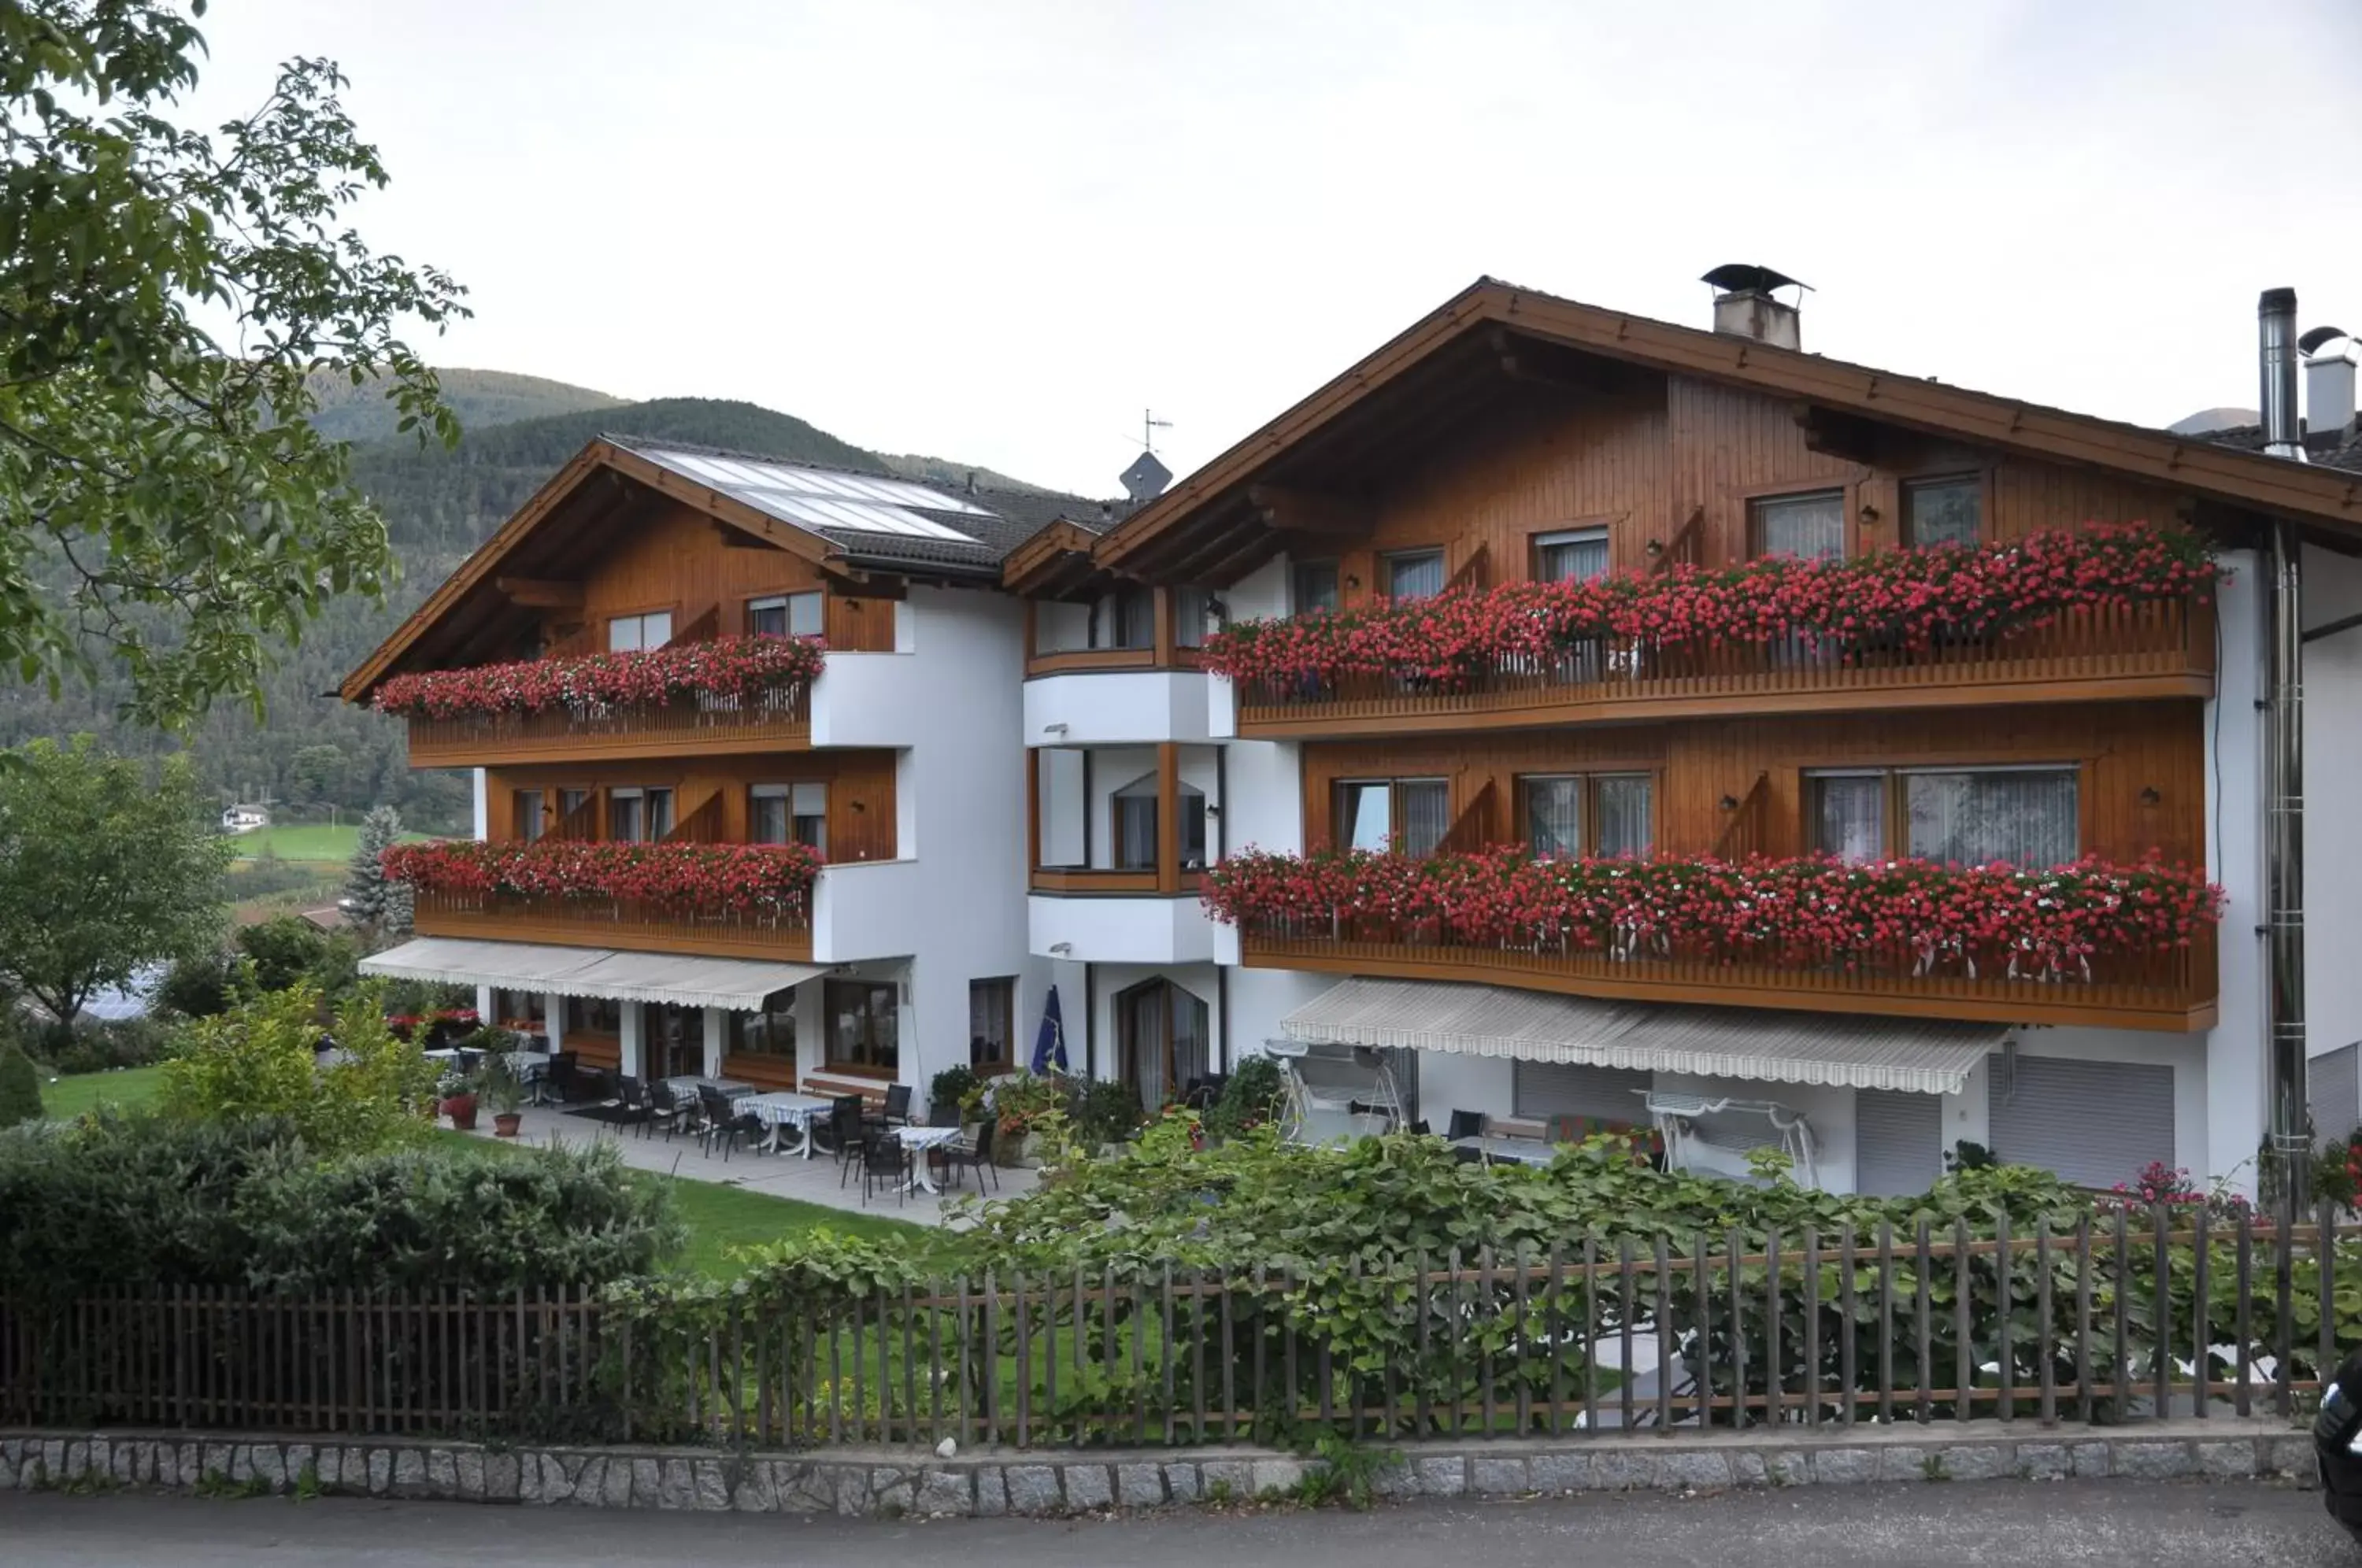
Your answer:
1029;867;1205;897
1238;920;2216;1033
412;889;813;963
1231;600;2215;739
403;685;812;766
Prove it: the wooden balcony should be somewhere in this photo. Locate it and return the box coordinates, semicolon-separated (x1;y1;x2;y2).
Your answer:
1238;923;2216;1033
1029;867;1205;897
1231;600;2214;740
402;687;811;766
412;889;813;963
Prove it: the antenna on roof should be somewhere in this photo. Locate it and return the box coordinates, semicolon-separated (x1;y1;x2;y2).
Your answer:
1141;408;1173;456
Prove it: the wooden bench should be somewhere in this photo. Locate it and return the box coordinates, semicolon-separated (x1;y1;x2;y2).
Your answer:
801;1071;890;1107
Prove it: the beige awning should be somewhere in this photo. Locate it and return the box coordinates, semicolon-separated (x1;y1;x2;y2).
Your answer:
1279;978;2005;1096
359;937;824;1011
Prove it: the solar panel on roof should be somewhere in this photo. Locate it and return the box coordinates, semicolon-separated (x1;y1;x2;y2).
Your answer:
634;446;983;542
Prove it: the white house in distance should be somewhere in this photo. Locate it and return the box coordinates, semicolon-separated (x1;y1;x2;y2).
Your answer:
349;275;2362;1198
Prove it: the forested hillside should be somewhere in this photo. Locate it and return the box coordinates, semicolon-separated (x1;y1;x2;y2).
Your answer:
0;388;1046;831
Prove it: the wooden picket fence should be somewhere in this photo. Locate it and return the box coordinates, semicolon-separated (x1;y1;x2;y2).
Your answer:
5;1205;2353;1448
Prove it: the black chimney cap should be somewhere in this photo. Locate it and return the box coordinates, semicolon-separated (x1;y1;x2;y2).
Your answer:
2259;287;2297;314
2299;325;2351;355
1701;263;1809;295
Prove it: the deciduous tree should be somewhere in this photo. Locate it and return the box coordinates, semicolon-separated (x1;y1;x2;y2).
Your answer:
0;0;467;727
0;735;231;1021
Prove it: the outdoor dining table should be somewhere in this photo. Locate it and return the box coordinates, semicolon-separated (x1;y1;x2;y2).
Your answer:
739;1091;835;1157
895;1125;964;1194
661;1076;753;1100
1452;1134;1557;1168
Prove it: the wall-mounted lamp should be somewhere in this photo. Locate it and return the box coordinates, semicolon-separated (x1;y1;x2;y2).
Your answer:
1645;539;1666;558
1048;941;1073;956
850;800;867;812
1205;804;1223;818
2138;786;2162;806
1344;574;1361;590
1858;504;1882;524
1042;722;1069;736
1718;793;1740;812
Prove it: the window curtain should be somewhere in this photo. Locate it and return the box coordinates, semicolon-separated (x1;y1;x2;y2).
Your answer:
1180;786;1208;867
1169;988;1210;1100
1123;985;1169;1111
1813;775;1886;864
1386;553;1446;600
750;791;789;845
1400;781;1450;856
1905;479;1982;549
1526;777;1583;858
1753;492;1845;561
1113;776;1158;870
1537;531;1610;583
1905;769;2078;868
1593;775;1653;858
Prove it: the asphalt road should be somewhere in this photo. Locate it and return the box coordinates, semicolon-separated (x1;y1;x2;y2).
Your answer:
2;1481;2357;1567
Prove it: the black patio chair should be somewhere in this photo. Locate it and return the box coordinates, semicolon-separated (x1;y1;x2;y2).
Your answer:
1446;1108;1485;1142
544;1052;580;1104
830;1098;871;1187
879;1083;913;1129
695;1086;737;1154
1453;1144;1488;1165
613;1074;653;1137
860;1133;912;1207
1409;1119;1431;1137
943;1117;1000;1194
713;1105;768;1163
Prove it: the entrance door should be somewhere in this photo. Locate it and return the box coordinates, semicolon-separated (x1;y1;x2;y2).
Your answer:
647;1003;699;1082
1116;980;1210;1111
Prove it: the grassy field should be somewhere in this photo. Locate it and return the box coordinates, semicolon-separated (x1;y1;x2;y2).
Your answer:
31;1067;919;1278
228;823;374;864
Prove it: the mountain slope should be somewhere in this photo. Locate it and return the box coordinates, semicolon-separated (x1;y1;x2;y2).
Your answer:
0;392;1055;833
305;368;629;443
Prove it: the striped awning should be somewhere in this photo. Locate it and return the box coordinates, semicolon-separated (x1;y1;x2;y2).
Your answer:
1279;978;2005;1096
359;937;823;1011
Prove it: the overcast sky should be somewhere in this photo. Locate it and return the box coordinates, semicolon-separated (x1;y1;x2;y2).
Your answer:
190;1;2362;497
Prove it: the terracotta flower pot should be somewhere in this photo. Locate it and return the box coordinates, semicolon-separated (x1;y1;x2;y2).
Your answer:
442;1093;479;1132
493;1111;523;1137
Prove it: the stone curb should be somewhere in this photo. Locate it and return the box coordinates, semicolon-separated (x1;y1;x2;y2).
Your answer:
0;1421;2319;1518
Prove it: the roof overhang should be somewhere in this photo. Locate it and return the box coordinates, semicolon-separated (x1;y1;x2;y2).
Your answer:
1094;276;2362;582
360;937;824;1011
1001;518;1116;597
1281;977;2005;1096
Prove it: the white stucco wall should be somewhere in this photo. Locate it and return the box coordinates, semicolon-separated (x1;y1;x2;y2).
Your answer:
1029;893;1215;965
804;586;1048;1096
2204;551;2268;1193
1025;671;1212;746
2305;544;2362;1107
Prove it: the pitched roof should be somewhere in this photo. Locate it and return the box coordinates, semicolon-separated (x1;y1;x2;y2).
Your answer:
2193;422;2362;475
341;436;1113;699
1090;276;2362;581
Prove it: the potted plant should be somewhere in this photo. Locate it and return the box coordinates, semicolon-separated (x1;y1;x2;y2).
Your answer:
479;1049;525;1137
927;1064;979;1130
436;1067;478;1132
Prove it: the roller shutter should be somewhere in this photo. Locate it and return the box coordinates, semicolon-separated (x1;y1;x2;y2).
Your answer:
1855;1089;1942;1196
1512;1060;1651;1123
1986;1055;2172;1189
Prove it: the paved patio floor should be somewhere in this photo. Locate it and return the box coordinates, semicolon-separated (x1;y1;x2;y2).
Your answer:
463;1102;1038;1223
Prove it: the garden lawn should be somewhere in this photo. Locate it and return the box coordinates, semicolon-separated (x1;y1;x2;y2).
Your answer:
231;823;424;864
36;1063;165;1120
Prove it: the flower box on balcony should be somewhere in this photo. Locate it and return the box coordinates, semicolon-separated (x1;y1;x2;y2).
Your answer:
1202;524;2220;728
372;634;823;722
383;838;823;920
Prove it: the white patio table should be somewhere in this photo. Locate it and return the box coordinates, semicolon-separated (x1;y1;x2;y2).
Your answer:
741;1091;835;1158
895;1126;963;1194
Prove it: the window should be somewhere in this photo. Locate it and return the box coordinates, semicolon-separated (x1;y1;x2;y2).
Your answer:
1111;774;1208;872
491;989;546;1030
1903;475;1983;549
968;978;1014;1072
1335;778;1449;856
1749;490;1846;561
1532;527;1610;584
1291;560;1340;615
747;591;824;638
1384;549;1446;601
513;790;546;843
557;788;589;833
1806;766;2079;869
606;610;674;652
727;1001;795;1058
1116;978;1210;1112
1809;771;1887;865
1173;586;1217;649
1089;586;1154;650
607;786;674;843
825;978;898;1073
751;782;827;853
1521;774;1655;860
563;994;620;1037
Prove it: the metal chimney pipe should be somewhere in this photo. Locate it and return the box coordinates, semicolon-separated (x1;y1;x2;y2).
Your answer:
2267;515;2308;1209
2260;287;2305;461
